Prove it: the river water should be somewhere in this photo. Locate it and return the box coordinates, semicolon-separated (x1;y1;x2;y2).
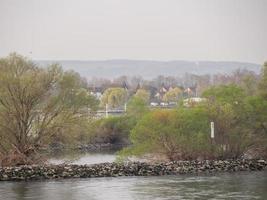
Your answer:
0;153;267;200
48;151;117;165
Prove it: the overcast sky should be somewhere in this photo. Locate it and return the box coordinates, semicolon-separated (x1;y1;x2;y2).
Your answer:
0;0;266;63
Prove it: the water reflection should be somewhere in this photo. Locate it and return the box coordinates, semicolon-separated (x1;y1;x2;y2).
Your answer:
1;171;266;200
48;151;117;165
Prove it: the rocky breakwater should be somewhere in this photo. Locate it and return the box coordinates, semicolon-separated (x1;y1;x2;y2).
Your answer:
0;159;266;181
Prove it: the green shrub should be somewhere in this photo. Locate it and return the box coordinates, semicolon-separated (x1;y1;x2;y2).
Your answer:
121;107;213;161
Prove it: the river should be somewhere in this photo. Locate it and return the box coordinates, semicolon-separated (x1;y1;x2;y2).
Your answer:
48;151;117;165
0;152;267;200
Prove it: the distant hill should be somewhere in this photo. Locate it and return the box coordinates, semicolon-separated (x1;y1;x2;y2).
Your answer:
37;60;261;79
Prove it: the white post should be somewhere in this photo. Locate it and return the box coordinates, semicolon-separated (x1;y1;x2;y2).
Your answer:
105;104;108;118
124;103;127;112
210;121;215;139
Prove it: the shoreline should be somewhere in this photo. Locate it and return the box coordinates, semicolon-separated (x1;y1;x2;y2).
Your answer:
0;159;266;181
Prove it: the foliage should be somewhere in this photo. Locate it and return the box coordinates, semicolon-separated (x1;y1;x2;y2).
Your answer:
121;82;267;161
163;87;182;102
243;96;267;135
101;87;127;108
202;84;245;105
87;116;136;145
203;84;267;158
127;96;149;118
134;89;150;103
1;53;266;165
121;108;212;161
0;53;98;165
258;62;267;99
240;73;258;96
88;95;150;146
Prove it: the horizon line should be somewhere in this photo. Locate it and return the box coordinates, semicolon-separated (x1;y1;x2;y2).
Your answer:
34;59;261;65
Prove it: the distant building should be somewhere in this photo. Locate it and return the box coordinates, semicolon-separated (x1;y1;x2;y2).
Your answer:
154;84;168;101
90;91;103;100
88;86;105;100
183;86;197;97
150;102;159;106
183;97;207;107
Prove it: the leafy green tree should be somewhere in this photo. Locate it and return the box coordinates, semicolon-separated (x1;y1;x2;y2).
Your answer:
127;96;149;118
258;62;267;99
243;96;267;135
0;53;98;165
240;73;258;96
101;88;127;108
202;84;262;158
242;96;267;157
134;89;150;103
202;84;245;105
122;107;211;161
163;87;182;102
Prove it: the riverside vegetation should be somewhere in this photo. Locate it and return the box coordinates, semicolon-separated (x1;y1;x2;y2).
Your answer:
0;53;267;168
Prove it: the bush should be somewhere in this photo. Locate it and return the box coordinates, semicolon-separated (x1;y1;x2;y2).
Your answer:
203;84;267;159
88;116;136;145
121;107;214;161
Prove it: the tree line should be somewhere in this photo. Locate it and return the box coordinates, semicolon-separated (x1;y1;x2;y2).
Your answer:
0;53;266;165
97;64;267;161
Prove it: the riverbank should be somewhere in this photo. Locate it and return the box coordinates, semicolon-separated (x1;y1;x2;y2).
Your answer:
0;159;266;181
47;143;128;152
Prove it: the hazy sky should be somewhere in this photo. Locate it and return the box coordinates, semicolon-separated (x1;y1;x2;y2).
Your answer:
0;0;266;63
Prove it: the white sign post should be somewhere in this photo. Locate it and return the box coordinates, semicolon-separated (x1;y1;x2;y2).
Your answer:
210;122;215;139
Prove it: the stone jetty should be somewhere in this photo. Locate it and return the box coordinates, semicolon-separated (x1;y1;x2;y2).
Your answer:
0;159;266;181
